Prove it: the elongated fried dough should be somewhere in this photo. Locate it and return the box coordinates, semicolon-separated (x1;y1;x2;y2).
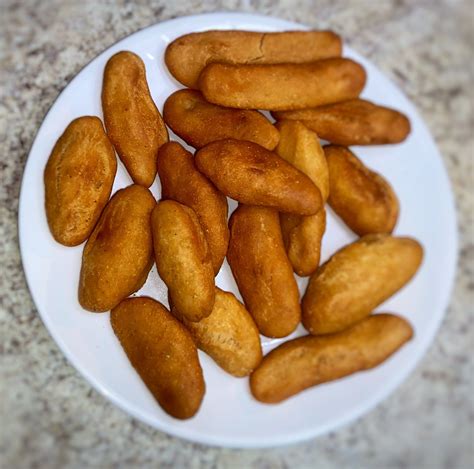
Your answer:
276;121;329;276
44;116;117;246
272;99;411;145
165;30;342;88
151;200;215;322
250;314;413;403
227;205;301;338
163;89;279;150
275;120;329;200
199;59;366;111
111;297;205;419
102;51;168;187
174;288;262;377
325;145;399;235
78;185;155;312
302;234;423;334
281;208;327;277
195;139;322;216
157;142;229;274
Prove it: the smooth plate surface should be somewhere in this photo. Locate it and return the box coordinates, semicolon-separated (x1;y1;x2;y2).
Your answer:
18;13;457;448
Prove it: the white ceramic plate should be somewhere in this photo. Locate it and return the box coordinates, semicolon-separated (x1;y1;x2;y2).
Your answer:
19;13;458;448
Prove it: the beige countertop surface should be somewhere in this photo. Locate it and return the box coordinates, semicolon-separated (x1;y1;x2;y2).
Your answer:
1;0;472;467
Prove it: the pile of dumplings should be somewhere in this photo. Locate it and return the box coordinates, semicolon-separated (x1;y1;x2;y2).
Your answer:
43;29;422;419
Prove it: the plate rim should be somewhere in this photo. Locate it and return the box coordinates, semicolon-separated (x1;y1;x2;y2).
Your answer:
18;11;459;448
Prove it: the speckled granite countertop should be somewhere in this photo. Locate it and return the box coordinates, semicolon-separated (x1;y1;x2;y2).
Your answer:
1;0;472;467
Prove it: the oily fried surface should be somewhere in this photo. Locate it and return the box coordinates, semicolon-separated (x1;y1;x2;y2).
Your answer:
199;59;366;111
195;139;322;216
111;297;205;419
163;89;279;150
325;145;399;235
280;208;326;277
78;185;155;312
275;120;329;200
176;288;262;377
273;99;411;145
302;234;423;334
44;116;117;246
250;314;413;403
275;120;329;276
227;205;301;338
165;30;342;88
151;200;215;322
157;142;229;274
102;51;168;187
